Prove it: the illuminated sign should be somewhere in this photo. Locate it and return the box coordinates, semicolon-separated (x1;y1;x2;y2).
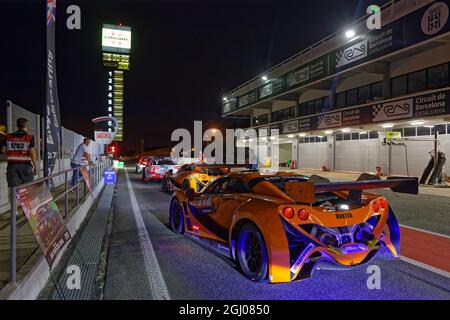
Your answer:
102;24;131;54
102;53;130;71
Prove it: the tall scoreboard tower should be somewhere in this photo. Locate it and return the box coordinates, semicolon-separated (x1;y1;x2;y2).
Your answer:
102;23;131;142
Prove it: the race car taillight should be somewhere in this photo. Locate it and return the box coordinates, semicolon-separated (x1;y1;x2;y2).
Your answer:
282;207;295;219
373;201;380;213
298;209;309;221
149;166;157;173
142;161;148;166
379;198;386;209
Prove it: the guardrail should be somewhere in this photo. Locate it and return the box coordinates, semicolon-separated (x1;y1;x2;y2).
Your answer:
9;160;110;284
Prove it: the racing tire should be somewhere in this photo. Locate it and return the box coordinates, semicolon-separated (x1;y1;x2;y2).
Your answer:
236;223;269;282
169;199;184;234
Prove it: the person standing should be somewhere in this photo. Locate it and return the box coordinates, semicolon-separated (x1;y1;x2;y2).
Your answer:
70;138;94;189
1;118;38;206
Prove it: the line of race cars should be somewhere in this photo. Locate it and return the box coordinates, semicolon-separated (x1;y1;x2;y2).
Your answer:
134;156;419;283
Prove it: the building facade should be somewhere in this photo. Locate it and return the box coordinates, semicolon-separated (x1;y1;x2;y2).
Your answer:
222;0;450;177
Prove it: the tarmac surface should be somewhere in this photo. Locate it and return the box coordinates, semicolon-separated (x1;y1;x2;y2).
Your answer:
102;167;450;300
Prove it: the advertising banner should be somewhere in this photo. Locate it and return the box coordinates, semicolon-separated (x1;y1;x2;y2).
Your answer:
295;89;450;132
330;19;403;73
45;0;61;177
16;182;71;268
95;131;115;145
404;1;450;47
281;120;299;134
287;55;329;88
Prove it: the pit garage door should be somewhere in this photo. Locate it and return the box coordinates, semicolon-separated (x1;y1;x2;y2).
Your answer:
278;143;293;165
335;139;379;173
298;142;328;169
390;135;450;177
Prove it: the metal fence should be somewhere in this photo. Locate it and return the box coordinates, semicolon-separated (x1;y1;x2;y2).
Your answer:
8;160;110;284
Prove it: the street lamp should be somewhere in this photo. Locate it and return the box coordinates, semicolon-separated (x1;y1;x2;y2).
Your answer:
345;29;356;38
261;75;268;82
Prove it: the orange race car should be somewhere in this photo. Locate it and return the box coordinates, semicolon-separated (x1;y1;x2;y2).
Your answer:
161;164;237;193
168;172;418;283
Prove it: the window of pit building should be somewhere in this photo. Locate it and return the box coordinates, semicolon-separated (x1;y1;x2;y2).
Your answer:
272;106;296;122
357;85;371;104
299;100;314;117
391;75;408;97
314;99;323;114
404;127;416;137
336;133;343;141
254;113;269;126
352;132;359;140
369;131;379;139
360;132;368;140
432;125;446;135
298;136;327;144
408;69;427;94
371;82;383;100
346;88;358;106
428;63;449;89
417;126;431;136
323;96;331;112
336;92;346;109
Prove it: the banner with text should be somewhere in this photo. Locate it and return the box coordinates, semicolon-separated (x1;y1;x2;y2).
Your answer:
16;182;71;268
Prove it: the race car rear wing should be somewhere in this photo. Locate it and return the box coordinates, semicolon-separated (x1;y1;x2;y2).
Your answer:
285;177;419;205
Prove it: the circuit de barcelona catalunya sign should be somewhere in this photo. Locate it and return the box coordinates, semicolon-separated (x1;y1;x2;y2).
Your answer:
295;89;450;132
224;1;450;114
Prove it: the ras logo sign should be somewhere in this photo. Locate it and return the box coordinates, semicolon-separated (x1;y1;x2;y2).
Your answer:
372;98;413;122
317;112;342;129
335;39;368;68
421;2;449;35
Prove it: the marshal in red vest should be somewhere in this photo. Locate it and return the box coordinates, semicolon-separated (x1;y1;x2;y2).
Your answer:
6;133;33;163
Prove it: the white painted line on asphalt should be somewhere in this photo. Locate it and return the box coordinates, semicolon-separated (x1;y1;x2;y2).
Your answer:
400;224;450;239
124;168;171;300
399;256;450;279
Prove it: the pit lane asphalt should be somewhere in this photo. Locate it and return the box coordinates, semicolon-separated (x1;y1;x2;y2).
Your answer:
103;167;450;300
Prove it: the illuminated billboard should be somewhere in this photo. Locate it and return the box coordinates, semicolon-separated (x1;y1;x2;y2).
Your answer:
102;24;131;54
102;53;130;70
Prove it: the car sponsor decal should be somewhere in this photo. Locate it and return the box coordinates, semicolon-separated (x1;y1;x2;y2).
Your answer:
335;212;353;219
290;243;315;274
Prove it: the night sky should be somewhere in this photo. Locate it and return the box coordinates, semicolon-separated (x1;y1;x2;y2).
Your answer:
1;0;387;153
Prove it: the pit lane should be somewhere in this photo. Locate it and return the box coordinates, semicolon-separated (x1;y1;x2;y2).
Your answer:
103;166;450;300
